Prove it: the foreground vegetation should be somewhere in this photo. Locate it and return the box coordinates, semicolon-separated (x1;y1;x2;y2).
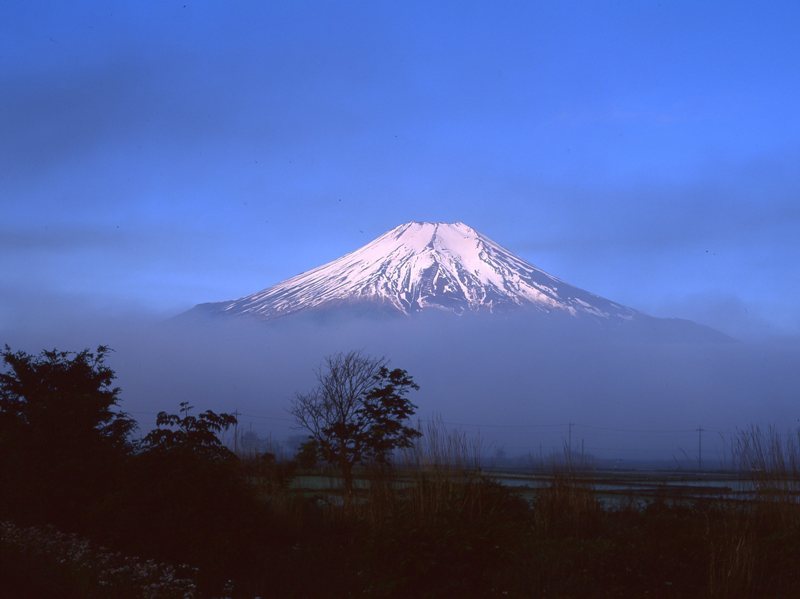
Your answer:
2;346;800;596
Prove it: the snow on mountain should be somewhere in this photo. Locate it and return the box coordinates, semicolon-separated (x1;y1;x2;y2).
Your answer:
191;221;640;322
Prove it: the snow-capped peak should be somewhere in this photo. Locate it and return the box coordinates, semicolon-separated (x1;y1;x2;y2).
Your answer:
197;221;638;321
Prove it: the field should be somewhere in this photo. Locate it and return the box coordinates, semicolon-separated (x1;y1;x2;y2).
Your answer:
4;456;800;596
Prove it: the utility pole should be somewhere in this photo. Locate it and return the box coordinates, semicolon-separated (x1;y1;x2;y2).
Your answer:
696;426;705;471
233;409;241;455
568;422;574;460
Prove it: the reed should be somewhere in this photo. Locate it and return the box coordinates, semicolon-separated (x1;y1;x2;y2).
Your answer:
706;513;757;598
399;415;483;474
733;425;800;525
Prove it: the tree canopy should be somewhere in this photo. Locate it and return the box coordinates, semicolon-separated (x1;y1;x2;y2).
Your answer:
140;401;237;462
291;351;421;498
0;345;135;450
0;345;136;526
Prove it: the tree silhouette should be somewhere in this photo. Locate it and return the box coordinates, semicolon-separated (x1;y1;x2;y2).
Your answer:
0;345;135;526
291;351;421;501
141;401;237;461
126;402;253;576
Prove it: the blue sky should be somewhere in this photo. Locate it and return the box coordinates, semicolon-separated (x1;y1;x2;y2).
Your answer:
2;1;799;337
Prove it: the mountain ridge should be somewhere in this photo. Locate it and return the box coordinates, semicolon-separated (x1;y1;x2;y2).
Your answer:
190;221;640;322
181;221;731;342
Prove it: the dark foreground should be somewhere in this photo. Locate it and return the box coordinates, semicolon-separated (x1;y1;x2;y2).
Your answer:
3;465;800;597
2;346;799;596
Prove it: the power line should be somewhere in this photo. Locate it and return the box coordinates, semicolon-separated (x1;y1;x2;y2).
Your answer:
124;410;739;440
420;419;568;429
573;423;697;434
238;412;294;422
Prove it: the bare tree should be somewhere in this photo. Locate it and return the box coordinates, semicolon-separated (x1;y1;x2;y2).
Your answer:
291;351;420;501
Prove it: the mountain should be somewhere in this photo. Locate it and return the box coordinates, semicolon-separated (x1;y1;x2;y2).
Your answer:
183;221;728;340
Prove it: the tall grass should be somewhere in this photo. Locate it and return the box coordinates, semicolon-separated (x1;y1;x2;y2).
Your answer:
701;425;800;594
733;425;800;525
353;416;485;524
400;415;483;473
531;442;602;538
706;513;757;598
211;423;800;595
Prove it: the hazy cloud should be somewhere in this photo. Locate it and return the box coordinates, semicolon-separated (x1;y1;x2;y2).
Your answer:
0;59;156;181
512;152;800;256
651;293;777;341
0;226;133;252
4;308;798;463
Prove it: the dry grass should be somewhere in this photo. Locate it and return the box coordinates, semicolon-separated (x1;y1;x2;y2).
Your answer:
531;443;602;538
400;415;483;473
704;425;800;594
706;514;757;598
733;425;800;525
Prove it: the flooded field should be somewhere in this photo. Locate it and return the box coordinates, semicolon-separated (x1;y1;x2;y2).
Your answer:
288;470;800;509
488;471;753;507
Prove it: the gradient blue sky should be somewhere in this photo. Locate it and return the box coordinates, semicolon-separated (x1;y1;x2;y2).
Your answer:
2;1;799;338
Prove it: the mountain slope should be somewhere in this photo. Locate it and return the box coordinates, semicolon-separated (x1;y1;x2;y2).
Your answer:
189;221;647;322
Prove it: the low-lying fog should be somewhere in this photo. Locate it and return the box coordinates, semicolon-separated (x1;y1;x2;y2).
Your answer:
4;307;800;466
